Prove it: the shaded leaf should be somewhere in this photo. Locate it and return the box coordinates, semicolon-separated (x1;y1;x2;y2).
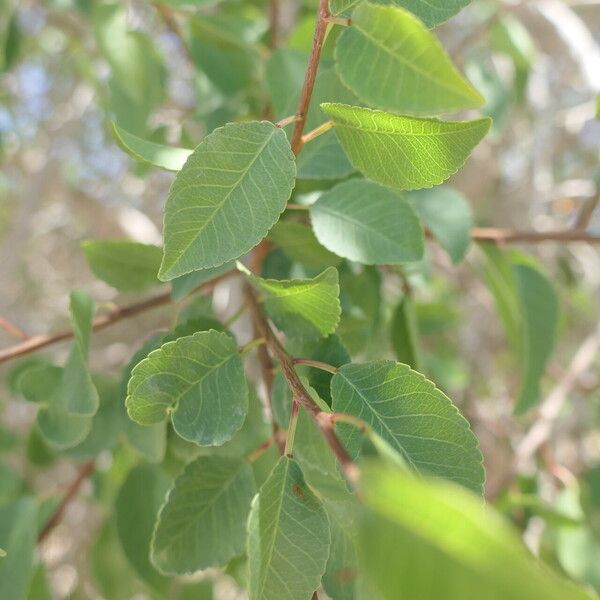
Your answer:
247;457;330;600
159;121;296;280
331;361;484;493
82;240;163;293
390;295;422;370
310;180;424;264
170;261;234;300
152;456;256;574
126;330;248;446
322;103;491;191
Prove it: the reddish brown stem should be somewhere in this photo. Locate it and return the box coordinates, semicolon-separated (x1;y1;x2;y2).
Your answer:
0;270;236;366
0;318;29;340
290;0;330;155
471;227;600;244
38;460;95;543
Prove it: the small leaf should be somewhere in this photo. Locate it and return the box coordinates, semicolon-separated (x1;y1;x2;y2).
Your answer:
512;260;559;415
243;265;341;338
126;330;248;445
408;186;473;263
322;103;491;191
390;295;422;370
62;290;99;415
310;180;424;264
247;457;330;600
112;122;192;171
159;121;296;280
0;497;37;600
152;456;256;574
336;2;483;114
268;221;341;269
82;240;163;293
331;361;485;493
358;462;593;600
115;464;171;592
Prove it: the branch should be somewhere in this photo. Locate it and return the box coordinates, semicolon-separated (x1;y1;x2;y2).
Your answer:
471;227;600;244
290;0;331;154
38;460;95;543
0;270;236;366
245;284;358;484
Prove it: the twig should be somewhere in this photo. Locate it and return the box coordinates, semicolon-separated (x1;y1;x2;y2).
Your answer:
38;460;95;543
301;120;334;145
276;115;299;128
471;227;600;244
290;0;331;155
573;192;600;230
246;435;278;463
268;0;281;48
0;318;29;340
0;270;236;366
245;284;358;484
516;323;600;469
292;358;338;374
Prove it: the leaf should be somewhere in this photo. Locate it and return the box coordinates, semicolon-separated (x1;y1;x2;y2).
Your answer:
408;186;473;263
82;240;163;293
390;295;422;370
126;330;248;445
310;180;424;265
321;103;491;191
152;456;256;574
335;3;483;115
61;290;99;416
331;361;485;494
247;457;330;600
26;564;53;600
112;122;192;171
244;265;341;338
268;221;341;270
115;464;171;592
512;260;559;415
330;0;472;27
170;261;234;300
358;462;593;600
0;497;37;600
159;121;296;280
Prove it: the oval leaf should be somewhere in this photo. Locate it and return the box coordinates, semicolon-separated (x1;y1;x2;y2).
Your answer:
152;456;256;574
247;457;330;600
336;2;483;114
321;103;491;191
126;330;248;446
159;121;296;280
331;361;484;494
310;180;424;264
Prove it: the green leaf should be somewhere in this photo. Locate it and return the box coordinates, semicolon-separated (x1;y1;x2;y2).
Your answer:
331;361;484;493
330;0;472;27
358;462;593;600
390;295;422;370
408;186;473;263
322;103;491;191
152;456;256;574
26;564;53;600
126;330;248;445
247;457;330;600
244;265;341;338
159;121;296;280
112;122;192;171
512;260;559;415
335;3;483;115
268;221;341;270
115;464;171;592
170;261;234;300
0;497;37;600
62;290;99;416
310;180;424;265
82;240;163;293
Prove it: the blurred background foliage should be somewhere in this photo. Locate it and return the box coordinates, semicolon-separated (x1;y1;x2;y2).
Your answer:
1;0;600;598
